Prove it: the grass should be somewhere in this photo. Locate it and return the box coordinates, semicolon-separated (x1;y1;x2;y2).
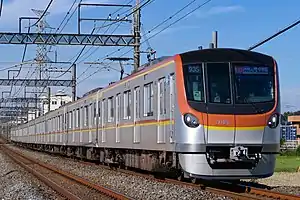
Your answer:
275;155;300;172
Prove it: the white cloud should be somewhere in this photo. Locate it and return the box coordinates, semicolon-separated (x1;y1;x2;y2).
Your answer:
195;5;245;18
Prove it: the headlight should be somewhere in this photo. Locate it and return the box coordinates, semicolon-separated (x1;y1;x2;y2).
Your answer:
184;113;200;128
267;113;279;129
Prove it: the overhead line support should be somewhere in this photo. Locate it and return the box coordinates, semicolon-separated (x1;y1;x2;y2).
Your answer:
0;32;135;46
0;79;72;87
78;3;133;34
0;97;39;103
19;17;39;33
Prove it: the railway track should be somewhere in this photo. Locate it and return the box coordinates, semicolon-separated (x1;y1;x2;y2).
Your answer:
107;166;300;200
0;143;133;200
71;155;300;200
4;142;300;200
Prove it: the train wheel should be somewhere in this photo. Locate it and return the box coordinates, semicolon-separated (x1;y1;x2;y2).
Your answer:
177;172;184;181
191;177;198;184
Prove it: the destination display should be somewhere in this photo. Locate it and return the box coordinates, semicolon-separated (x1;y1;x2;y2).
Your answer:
235;66;269;75
187;64;202;73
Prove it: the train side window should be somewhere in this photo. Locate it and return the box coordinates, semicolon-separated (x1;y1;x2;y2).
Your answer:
116;93;121;122
69;111;72;129
158;78;166;114
77;108;80;128
144;82;153;117
108;97;114;122
207;63;232;104
84;105;89;127
123;90;131;120
98;101;101;124
134;87;140;119
93;102;96;125
183;64;205;102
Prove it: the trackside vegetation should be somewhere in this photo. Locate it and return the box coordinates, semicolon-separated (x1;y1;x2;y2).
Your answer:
275;146;300;172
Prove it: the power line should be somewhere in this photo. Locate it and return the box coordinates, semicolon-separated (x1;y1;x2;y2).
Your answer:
76;0;155;81
78;0;212;84
75;0;134;64
56;0;78;33
29;0;54;27
248;18;300;51
66;0;153;81
146;0;197;35
0;0;3;17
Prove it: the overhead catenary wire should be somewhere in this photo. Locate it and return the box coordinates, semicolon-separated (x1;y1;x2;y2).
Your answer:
0;0;3;17
10;1;79;99
77;0;212;85
81;0;203;70
58;0;153;80
75;0;134;64
29;0;54;28
75;0;157;81
248;18;300;51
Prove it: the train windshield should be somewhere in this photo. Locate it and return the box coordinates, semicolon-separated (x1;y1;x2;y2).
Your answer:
233;65;275;103
183;64;205;102
207;63;231;104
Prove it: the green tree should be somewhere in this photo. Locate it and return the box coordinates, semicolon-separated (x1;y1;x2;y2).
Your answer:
296;145;300;156
280;138;286;146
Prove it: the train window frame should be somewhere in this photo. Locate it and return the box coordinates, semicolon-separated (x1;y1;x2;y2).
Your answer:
144;82;154;117
123;90;131;120
69;111;72;129
76;108;80;128
116;93;121;123
158;77;166;115
134;86;141;119
232;63;275;104
98;100;101;124
93;102;97;125
206;62;233;105
182;63;206;103
108;96;114;122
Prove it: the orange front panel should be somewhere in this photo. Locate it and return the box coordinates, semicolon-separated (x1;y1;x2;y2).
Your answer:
175;54;278;128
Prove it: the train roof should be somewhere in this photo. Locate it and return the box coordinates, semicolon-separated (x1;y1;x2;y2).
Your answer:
80;55;174;99
179;48;274;64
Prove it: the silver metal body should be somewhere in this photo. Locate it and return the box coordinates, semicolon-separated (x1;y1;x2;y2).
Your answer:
10;52;280;180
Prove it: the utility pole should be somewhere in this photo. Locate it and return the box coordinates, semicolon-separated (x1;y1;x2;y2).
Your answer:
133;0;141;72
71;64;76;102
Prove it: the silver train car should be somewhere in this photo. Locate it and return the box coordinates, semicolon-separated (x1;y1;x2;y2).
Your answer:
10;48;281;181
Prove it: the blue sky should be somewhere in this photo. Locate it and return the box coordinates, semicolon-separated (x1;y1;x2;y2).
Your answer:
0;0;299;112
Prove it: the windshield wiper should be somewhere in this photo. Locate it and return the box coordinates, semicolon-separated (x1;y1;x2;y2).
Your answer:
243;97;264;114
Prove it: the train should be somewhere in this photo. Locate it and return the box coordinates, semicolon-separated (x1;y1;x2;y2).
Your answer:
10;48;281;181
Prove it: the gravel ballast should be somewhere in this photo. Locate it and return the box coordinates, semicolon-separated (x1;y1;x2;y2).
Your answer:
9;145;231;200
255;173;300;196
0;147;63;200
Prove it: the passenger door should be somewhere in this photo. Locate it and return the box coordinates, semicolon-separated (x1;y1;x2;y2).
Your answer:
169;73;175;143
133;87;141;143
101;99;106;143
116;94;121;143
157;78;166;144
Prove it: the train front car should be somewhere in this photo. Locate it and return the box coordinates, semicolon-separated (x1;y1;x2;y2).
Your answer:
174;48;280;180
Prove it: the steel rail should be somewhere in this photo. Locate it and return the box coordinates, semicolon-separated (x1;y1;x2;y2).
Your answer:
1;144;133;200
